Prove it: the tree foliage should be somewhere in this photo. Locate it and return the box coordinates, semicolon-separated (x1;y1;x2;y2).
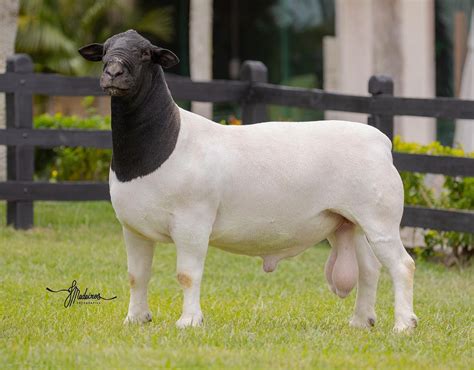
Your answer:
16;0;174;75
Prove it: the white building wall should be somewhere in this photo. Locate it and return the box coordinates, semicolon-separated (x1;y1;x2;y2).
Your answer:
326;0;373;123
397;0;436;143
189;0;213;119
454;10;474;153
325;0;436;144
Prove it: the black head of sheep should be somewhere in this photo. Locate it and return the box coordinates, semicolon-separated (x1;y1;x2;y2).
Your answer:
78;29;179;97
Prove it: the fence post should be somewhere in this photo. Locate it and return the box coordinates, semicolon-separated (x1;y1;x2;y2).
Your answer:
368;75;394;142
240;61;268;124
6;54;34;229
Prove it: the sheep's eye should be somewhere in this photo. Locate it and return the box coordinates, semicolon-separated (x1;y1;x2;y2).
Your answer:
141;50;151;60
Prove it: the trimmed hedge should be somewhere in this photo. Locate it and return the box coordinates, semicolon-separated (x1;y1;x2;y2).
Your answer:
394;136;473;266
34;113;112;181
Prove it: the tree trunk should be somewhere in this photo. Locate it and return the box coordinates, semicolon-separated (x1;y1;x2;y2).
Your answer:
189;0;213;119
0;0;20;181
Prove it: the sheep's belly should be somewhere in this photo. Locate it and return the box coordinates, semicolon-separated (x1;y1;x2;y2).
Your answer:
209;210;342;256
110;170;343;256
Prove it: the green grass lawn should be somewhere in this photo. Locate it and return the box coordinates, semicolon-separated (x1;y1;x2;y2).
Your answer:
0;201;472;369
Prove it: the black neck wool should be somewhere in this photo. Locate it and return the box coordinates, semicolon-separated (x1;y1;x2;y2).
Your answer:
110;65;180;182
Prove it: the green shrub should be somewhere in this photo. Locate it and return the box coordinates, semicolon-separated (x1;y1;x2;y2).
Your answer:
393;136;473;266
34;113;112;181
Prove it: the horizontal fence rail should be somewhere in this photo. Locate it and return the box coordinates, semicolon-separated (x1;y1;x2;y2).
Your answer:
253;83;372;114
368;95;474;120
0;71;250;102
393;153;474;177
253;82;474;120
0;73;104;95
0;128;112;149
402;206;474;234
0;54;473;234
0;181;109;201
168;78;249;102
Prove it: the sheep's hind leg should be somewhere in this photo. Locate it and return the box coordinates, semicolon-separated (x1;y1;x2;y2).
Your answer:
349;227;381;328
365;230;417;332
123;228;155;324
355;164;417;332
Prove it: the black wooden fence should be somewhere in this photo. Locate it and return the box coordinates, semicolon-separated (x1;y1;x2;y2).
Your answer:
0;54;473;232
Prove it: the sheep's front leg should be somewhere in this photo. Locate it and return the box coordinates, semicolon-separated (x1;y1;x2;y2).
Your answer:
123;228;155;324
171;216;211;329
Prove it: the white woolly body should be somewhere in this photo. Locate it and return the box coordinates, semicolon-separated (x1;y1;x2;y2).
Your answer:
110;108;401;263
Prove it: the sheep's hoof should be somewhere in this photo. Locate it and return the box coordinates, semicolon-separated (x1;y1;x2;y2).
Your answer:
350;315;376;329
176;312;204;328
393;315;418;333
123;311;152;325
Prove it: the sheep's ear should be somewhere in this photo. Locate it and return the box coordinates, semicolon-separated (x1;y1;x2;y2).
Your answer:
78;43;104;62
151;46;179;68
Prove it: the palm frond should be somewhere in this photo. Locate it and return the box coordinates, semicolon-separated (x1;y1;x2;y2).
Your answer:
80;0;119;36
41;55;76;75
16;20;76;56
135;7;174;43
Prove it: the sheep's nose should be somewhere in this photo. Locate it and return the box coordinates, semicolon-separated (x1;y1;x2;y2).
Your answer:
105;62;124;78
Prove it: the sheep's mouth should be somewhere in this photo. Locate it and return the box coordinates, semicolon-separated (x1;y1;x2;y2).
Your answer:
102;85;130;96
